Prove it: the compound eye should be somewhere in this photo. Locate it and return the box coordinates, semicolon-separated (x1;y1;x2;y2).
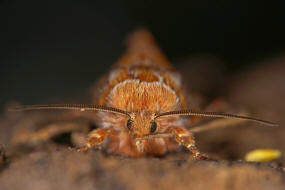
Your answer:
126;119;133;130
150;121;157;133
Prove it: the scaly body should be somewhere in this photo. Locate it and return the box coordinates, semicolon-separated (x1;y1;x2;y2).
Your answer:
89;30;197;157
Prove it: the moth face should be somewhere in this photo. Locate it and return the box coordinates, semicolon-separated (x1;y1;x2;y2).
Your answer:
126;110;158;138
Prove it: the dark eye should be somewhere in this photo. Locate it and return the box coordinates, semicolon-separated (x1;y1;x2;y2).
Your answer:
126;119;133;130
150;121;157;133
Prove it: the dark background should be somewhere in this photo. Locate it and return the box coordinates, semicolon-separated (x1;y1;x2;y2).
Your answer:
1;0;284;109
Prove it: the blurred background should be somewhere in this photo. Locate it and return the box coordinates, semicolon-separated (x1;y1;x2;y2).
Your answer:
1;0;285;109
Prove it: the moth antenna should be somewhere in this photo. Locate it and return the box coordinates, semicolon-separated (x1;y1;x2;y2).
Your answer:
8;104;131;117
155;110;278;127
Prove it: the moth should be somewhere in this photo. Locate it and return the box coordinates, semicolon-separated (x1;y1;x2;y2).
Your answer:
10;29;277;159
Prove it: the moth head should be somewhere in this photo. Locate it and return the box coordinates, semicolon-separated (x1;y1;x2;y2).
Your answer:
126;110;158;138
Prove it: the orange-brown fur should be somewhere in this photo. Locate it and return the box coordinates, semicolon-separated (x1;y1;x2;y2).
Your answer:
92;30;191;157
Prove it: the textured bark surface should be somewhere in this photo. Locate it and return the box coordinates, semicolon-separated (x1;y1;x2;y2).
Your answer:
0;57;285;190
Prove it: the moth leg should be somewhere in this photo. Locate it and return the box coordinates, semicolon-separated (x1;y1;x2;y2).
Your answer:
168;127;208;160
77;128;110;152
